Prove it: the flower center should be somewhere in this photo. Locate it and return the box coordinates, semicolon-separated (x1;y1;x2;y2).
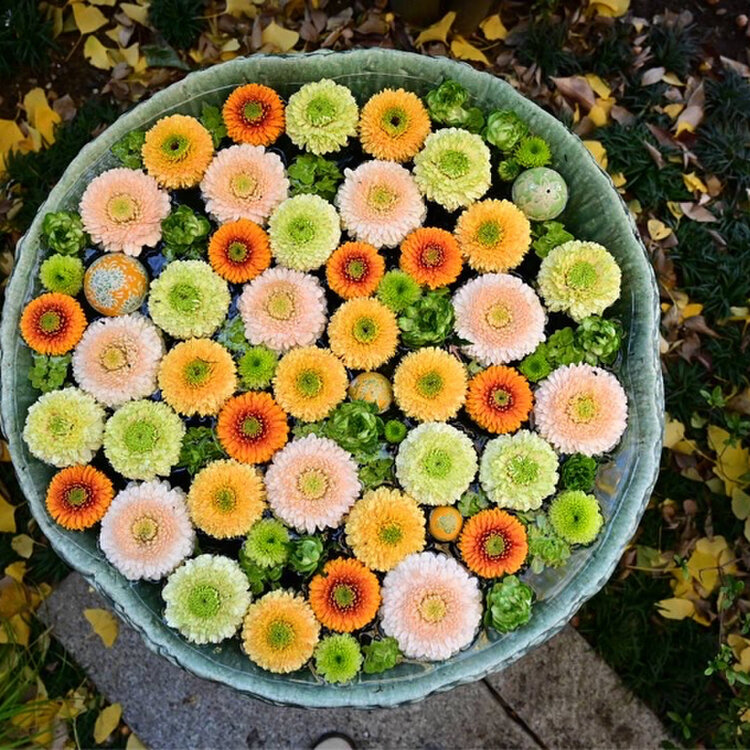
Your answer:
265;288;296;321
227;240;250;263
476;220;503;247
168;282;201;314
38;310;62;334
490;386;512;410
230;171;259;200
378;522;403;546
507;455;539;485
131;515;159;543
187;584;222;619
107;193;140;223
331;583;357;609
344;257;367;281
352;316;378;344
240;414;264;438
123;420;158;453
65;485;89;508
381;106;408;137
183;358;213;387
297;467;329;500
47;413;72;438
214;487;237;513
296;369;323;398
437;149;470;178
161;133;190;161
422;447;452;479
306;96;336;126
483;531;507;558
418;593;447;623
99;343;129;372
567;392;598;423
368;184;398;212
287;216;316;245
243;100;264;122
420;244;444;268
267;620;295;650
416;370;443;398
485;303;512;330
567;261;597;290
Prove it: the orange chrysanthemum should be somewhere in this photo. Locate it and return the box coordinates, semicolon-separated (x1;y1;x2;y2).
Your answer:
217;391;289;464
466;366;533;434
309;558;381;633
20;293;86;355
325;242;385;299
46;465;114;530
208;219;271;283
359;88;431;163
399;227;463;289
459;508;528;578
222;84;285;147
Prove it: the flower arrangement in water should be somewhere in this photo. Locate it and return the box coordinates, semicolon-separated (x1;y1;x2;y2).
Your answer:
21;77;628;683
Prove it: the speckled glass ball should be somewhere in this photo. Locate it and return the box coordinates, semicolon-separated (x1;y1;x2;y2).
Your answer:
84;254;149;316
512;167;568;221
347;372;393;413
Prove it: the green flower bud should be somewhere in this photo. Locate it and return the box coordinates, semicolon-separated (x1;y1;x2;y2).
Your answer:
398;288;455;348
484;575;534;633
42;211;88;255
484;109;529;151
560;454;598;492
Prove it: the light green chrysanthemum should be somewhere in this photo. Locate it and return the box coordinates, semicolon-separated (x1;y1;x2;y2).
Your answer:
413;128;492;212
548;489;604;545
514;135;552;168
148;260;230;339
39;254;84;295
285;79;359;155
23;387;105;467
103;399;185;480
243;518;291;568
376;269;422;313
163;554;251;644
479;430;559;512
268;195;341;271
238;346;279;390
395;422;477;506
314;633;363;684
537;241;621;322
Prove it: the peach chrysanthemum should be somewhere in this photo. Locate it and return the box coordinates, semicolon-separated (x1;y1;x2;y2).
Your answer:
392;347;467;422
222;83;285;147
21;293;86;355
187;459;266;538
158;338;237;417
237;267;327;353
380;552;482;662
264;435;360;533
453;274;546;365
400;227;463;289
73;313;163;408
326;242;385;300
99;480;195;581
465;366;533;434
458;508;528;578
208;219;271;283
79;168;170;256
335;160;426;249
534;363;628;456
46;465;114;531
141;114;214;189
327;297;399;371
200;144;288;225
455;199;531;273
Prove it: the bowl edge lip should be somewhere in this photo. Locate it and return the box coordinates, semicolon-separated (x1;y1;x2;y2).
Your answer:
0;47;665;709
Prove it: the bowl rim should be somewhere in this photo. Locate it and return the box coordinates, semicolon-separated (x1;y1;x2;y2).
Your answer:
0;48;664;708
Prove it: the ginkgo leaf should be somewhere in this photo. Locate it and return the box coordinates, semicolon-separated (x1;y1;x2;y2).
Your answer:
588;0;629;17
415;11;456;46
10;535;33;559
584;73;611;99
662;72;684;86
23;88;61;145
94;703;123;744
647;218;672;240
583;140;608;169
451;37;489;65
83;35;113;70
588;97;613;127
126;733;147;750
224;0;257;18
656;597;695;620
120;2;149;25
664;418;686;449
683;172;708;193
732;488;750;521
261;21;299;52
663;103;684;120
480;14;508;41
708;425;750;495
5;561;26;583
72;2;108;34
0;494;16;533
84;608;119;647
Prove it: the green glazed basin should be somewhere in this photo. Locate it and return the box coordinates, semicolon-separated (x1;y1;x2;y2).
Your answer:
0;49;663;708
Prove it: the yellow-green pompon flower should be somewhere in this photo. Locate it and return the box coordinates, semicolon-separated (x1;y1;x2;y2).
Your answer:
537;240;621;322
285;79;359;155
413;128;491;212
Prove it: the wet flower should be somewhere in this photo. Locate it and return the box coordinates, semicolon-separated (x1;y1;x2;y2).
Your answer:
459;508;528;578
40;255;84;296
484;575;533;633
465;366;533;434
326;242;385;300
222;83;285;147
399;227;463;289
314;634;363;684
208;219;271;283
548;489;604;545
21;293;86;355
376;269;421;314
46;465;114;530
238;345;278;390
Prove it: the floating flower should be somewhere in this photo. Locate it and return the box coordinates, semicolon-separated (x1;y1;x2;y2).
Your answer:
273;347;347;422
399;227;463;289
79;168;170;255
21;292;86;356
455;199;531;273
208;219;271;283
158;338;237;417
23;388;105;468
72;313;163;408
537;240;621;322
326;242;385;299
243;518;290;568
453;274;545;365
548;489;603;545
46;465;114;530
216;391;289;465
268;194;340;271
392;348;467;422
99;480;194;580
264;435;359;533
380;552;482;661
163;554;251;644
142;114;214;189
237;267;327;353
466;366;533;434
359;88;431;163
309;558;381;632
534;364;628;456
327;297;399;371
40;255;84;296
285;79;358;155
376;269;422;313
241;590;320;673
479;430;559;511
238;345;278;390
345;487;426;572
148;260;230;340
395;422;477;506
335;160;426;249
200;144;288;224
459;508;528;578
413;128;491;212
314;634;362;684
187;459;266;539
222;83;285;147
103;400;185;480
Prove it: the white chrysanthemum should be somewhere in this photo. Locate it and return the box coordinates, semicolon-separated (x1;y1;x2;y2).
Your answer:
99;481;195;581
72;314;163;408
264;435;360;533
237;267;327;352
453;274;546;365
335;160;426;249
380;552;482;661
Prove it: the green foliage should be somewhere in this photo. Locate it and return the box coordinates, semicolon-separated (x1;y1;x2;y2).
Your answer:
238;553;283;596
398;288;454;348
362;637;402;674
357;455;395;491
532;220;574;259
425;80;484;133
216;315;250;355
0;0;54;76
517;17;579;78
663;358;709;425
648;18;699;78
200;103;227;148
287;154;343;202
177;426;226;475
695;121;750;202
28;354;71;393
484;576;534;633
111;130;146;169
288;535;325;577
560;454;598;492
704;71;750;127
148;0;207;50
324;400;384;456
582;21;633;77
161;205;211;260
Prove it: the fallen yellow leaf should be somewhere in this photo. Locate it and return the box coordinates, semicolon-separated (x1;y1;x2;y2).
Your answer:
415;11;456;46
681;302;703;319
5;561;26;583
732;487;750;521
589;0;629;17
708;425;750;495
72;2;108;34
23;88;61;145
479;14;508;41
84;608;119;647
583;140;607;169
584;73;612;99
0;494;17;533
450;36;489;65
120;2;149;25
664;418;686;449
588;97;614;127
127;733;147;750
683;171;708;193
656;597;695;620
261;21;299;52
611;172;627;187
647;218;673;241
663;102;684;120
225;0;257;17
94;703;123;745
83;35;113;70
10;534;34;559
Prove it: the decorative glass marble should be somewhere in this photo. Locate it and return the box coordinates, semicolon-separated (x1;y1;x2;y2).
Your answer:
347;371;393;413
83;254;149;316
512;167;569;221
